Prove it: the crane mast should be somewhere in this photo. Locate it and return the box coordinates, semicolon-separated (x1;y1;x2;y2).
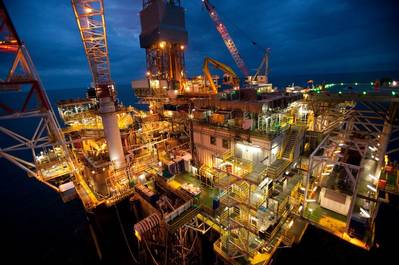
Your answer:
72;0;113;97
254;48;270;83
72;0;125;170
202;0;249;76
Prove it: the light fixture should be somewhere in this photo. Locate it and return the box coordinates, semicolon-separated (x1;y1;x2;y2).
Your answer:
369;174;378;181
159;41;166;49
84;7;93;13
368;146;377;152
367;184;377;192
360;207;371;218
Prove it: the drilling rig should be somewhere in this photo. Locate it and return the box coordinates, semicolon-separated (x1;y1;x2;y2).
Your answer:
2;1;399;265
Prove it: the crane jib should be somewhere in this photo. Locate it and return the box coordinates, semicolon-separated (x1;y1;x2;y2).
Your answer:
202;0;249;76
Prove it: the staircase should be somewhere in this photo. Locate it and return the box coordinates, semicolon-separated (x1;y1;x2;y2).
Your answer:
281;129;298;160
267;128;301;179
238;181;249;199
267;159;291;179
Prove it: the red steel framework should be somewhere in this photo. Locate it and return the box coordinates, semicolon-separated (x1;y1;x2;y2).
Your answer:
0;0;75;191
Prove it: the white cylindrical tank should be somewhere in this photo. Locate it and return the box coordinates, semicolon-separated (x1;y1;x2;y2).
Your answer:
99;97;125;169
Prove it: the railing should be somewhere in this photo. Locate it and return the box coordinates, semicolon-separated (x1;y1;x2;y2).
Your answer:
164;199;193;224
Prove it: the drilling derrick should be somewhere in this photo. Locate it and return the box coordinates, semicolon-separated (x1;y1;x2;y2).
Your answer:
135;0;188;98
72;0;125;177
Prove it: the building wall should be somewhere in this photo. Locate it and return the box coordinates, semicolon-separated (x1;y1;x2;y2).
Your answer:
193;124;282;167
193;124;232;167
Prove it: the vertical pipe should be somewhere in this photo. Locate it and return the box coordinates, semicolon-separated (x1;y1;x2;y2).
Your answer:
99;97;125;169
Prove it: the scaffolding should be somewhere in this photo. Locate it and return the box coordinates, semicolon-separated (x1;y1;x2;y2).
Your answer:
303;92;399;249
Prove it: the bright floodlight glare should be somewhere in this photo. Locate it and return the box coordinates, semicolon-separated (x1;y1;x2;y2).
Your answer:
369;174;378;181
367;184;377;192
360;207;370;218
84;7;92;13
360;207;371;218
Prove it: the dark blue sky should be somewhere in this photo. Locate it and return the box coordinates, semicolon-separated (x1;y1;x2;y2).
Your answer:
4;0;399;89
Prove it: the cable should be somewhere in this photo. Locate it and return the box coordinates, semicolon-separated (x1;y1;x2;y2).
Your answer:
164;231;168;265
187;232;198;256
114;205;138;264
208;2;267;52
144;238;160;265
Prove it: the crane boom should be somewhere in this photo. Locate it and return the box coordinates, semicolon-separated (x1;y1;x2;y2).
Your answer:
203;57;239;93
202;0;249;76
72;0;114;98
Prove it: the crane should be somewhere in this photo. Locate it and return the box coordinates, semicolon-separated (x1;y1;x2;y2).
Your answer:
71;0;125;169
0;0;76;192
202;57;239;94
252;48;270;84
202;0;249;77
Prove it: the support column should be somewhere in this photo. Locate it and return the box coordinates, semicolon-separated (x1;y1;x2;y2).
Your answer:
99;97;126;169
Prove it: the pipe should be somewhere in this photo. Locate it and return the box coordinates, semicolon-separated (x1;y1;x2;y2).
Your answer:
98;97;125;169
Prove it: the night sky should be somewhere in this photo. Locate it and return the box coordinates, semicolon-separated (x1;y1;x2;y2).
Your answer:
4;0;399;89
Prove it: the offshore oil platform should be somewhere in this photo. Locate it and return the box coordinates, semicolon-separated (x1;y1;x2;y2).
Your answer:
1;0;399;264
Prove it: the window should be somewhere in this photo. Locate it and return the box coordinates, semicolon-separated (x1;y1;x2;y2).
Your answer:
222;138;230;149
210;136;216;145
